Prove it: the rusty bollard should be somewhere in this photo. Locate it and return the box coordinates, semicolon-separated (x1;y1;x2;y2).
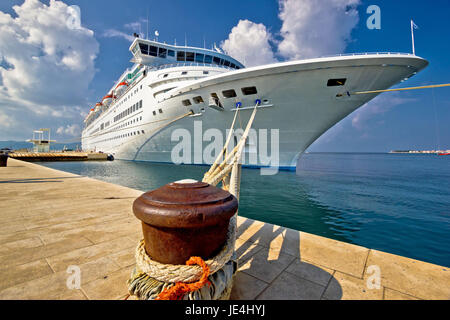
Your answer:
0;153;8;167
133;179;238;265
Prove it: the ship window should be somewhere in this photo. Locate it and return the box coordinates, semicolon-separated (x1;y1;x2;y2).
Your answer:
203;71;209;75
163;74;168;78
139;43;149;55
177;51;185;61
149;45;158;57
186;52;195;62
213;57;220;65
153;111;156;115
193;96;204;104
182;99;192;106
140;100;142;108
181;71;188;75
159;108;163;113
230;63;236;68
168;50;175;57
224;60;230;67
327;78;347;86
222;89;237;98
158;47;167;58
204;55;212;64
241;86;257;95
195;53;204;63
236;66;240;69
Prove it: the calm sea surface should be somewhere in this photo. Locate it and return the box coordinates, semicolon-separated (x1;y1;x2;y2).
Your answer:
40;153;450;267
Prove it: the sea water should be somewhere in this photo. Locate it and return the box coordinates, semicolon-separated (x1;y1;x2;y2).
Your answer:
40;153;450;267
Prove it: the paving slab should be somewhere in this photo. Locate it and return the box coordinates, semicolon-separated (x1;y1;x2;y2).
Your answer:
365;250;450;300
0;159;448;300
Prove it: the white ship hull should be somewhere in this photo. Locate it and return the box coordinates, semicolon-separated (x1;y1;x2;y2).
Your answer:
82;54;428;170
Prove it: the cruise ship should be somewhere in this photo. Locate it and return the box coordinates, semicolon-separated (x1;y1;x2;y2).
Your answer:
81;37;428;170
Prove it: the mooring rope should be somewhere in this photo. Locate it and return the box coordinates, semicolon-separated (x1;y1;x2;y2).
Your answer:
203;103;259;186
337;83;450;97
155;256;211;300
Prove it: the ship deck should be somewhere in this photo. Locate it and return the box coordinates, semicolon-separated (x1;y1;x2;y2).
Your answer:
0;159;448;300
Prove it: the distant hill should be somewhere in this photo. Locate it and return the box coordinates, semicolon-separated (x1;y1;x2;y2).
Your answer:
0;141;81;151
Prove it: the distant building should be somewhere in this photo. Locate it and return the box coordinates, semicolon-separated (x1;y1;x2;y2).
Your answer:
26;128;56;153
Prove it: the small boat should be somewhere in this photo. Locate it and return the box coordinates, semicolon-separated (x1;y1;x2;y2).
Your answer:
115;81;128;96
438;153;450;156
102;94;114;107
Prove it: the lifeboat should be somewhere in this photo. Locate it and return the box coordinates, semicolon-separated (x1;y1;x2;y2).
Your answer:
115;81;128;96
94;102;102;113
102;94;113;107
85;108;94;121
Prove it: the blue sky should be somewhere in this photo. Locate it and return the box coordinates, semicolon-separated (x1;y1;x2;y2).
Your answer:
0;0;449;151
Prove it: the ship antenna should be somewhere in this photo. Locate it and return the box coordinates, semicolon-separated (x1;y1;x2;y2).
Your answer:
411;19;419;55
185;32;187;47
146;7;149;40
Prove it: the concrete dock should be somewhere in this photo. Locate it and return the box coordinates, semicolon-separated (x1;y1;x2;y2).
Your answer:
0;158;449;300
7;151;109;162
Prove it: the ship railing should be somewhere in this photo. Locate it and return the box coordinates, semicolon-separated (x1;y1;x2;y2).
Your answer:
148;62;236;72
318;52;415;59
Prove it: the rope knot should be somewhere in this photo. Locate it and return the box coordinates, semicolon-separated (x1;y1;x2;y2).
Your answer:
155;256;211;300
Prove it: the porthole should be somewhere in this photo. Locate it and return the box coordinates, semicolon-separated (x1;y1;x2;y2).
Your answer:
327;78;347;86
182;99;192;106
222;89;237;98
241;86;258;95
193;96;204;104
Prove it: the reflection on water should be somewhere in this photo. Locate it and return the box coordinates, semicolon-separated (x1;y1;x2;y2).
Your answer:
41;153;450;267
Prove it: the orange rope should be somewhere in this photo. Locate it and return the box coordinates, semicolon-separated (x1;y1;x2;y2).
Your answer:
155;257;211;300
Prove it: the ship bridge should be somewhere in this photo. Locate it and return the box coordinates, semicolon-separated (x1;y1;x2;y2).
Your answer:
129;38;244;70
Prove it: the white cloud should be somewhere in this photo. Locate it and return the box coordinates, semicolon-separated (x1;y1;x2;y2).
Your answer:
221;20;277;67
0;0;99;140
277;0;360;60
124;18;148;34
103;18;148;43
351;94;416;130
221;0;361;66
103;28;135;42
0;109;15;129
56;124;80;136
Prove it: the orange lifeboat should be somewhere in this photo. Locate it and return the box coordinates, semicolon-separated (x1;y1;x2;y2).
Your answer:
102;94;113;107
86;108;95;121
115;81;128;96
94;102;102;113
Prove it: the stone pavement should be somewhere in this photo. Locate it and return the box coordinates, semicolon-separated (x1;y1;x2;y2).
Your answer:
0;159;448;300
